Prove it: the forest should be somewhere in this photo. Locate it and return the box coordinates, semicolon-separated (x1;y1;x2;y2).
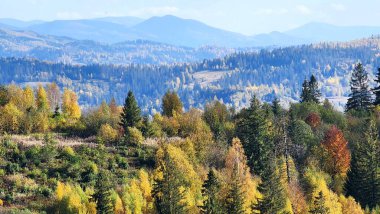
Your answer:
0;62;379;213
2;37;380;113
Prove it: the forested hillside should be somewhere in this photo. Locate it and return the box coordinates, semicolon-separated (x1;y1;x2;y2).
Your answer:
0;67;379;213
1;36;380;113
0;28;236;65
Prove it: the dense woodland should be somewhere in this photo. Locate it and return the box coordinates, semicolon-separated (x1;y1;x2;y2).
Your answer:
0;62;380;213
2;37;380;113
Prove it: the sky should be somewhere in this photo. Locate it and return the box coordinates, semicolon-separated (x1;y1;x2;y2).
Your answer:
0;0;379;35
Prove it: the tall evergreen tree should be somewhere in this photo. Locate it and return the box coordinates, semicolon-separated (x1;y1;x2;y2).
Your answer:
372;67;380;106
300;79;311;103
236;96;273;176
225;166;245;214
346;63;373;112
346;119;380;209
271;97;282;117
93;171;113;214
119;90;141;134
309;191;329;214
200;169;222;214
300;75;321;103
309;75;322;103
253;159;287;214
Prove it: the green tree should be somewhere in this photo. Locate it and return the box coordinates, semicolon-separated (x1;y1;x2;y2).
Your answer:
236;96;273;176
346;63;372;112
309;75;322;103
94;171;113;214
347;119;380;209
300;79;311;103
203;100;231;141
0;85;9;106
309;191;329;214
119;90;141;134
200;169;222;214
253;159;287;214
300;75;321;103
373;67;380;106
271;97;283;117
162;91;183;117
225;166;245;214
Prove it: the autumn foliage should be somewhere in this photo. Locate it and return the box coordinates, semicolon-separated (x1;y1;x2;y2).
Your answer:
321;125;351;177
305;112;321;128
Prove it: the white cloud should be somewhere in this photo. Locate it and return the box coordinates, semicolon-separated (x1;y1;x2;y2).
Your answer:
331;3;346;11
296;5;312;15
128;6;179;18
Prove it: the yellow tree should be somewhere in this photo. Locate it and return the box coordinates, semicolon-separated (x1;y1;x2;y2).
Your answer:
62;88;81;121
36;85;50;112
34;85;50;132
223;138;260;213
0;102;23;134
23;86;35;110
153;144;202;213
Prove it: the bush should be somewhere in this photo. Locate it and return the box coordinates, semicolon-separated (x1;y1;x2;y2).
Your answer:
126;127;144;146
97;123;118;144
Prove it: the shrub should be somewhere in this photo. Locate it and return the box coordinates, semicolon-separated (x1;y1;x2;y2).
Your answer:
97;123;118;144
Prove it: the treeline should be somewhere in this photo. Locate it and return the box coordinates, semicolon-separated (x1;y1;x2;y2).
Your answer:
1;38;380;112
1;63;380;213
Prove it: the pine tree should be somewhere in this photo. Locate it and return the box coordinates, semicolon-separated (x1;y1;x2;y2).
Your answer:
300;79;311;103
309;191;329;214
271;97;282;117
253;159;287;214
347;119;380;209
372;67;380;106
119;91;141;134
309;75;322;103
236;96;273;176
200;169;222;214
94;171;114;214
346;63;373;112
300;75;321;103
225;166;245;214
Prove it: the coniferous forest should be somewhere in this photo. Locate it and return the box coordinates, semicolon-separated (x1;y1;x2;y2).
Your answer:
0;62;380;213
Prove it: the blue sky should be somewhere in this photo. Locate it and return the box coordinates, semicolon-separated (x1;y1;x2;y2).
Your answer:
0;0;378;35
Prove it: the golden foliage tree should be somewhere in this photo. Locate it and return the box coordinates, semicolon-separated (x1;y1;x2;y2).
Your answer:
62;88;81;121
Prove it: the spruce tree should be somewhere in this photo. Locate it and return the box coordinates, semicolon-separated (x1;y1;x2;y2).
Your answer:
300;79;311;103
309;75;322;103
225;166;245;214
346;63;372;112
300;75;321;103
119;90;141;134
93;171;113;214
271;97;282;117
372;67;380;106
236;96;273;176
253;159;287;214
346;119;380;209
200;169;222;214
309;191;329;214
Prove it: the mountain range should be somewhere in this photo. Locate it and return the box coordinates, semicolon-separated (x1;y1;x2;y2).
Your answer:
2;15;380;48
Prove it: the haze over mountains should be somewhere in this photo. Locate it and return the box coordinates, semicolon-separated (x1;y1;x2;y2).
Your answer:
1;15;380;48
